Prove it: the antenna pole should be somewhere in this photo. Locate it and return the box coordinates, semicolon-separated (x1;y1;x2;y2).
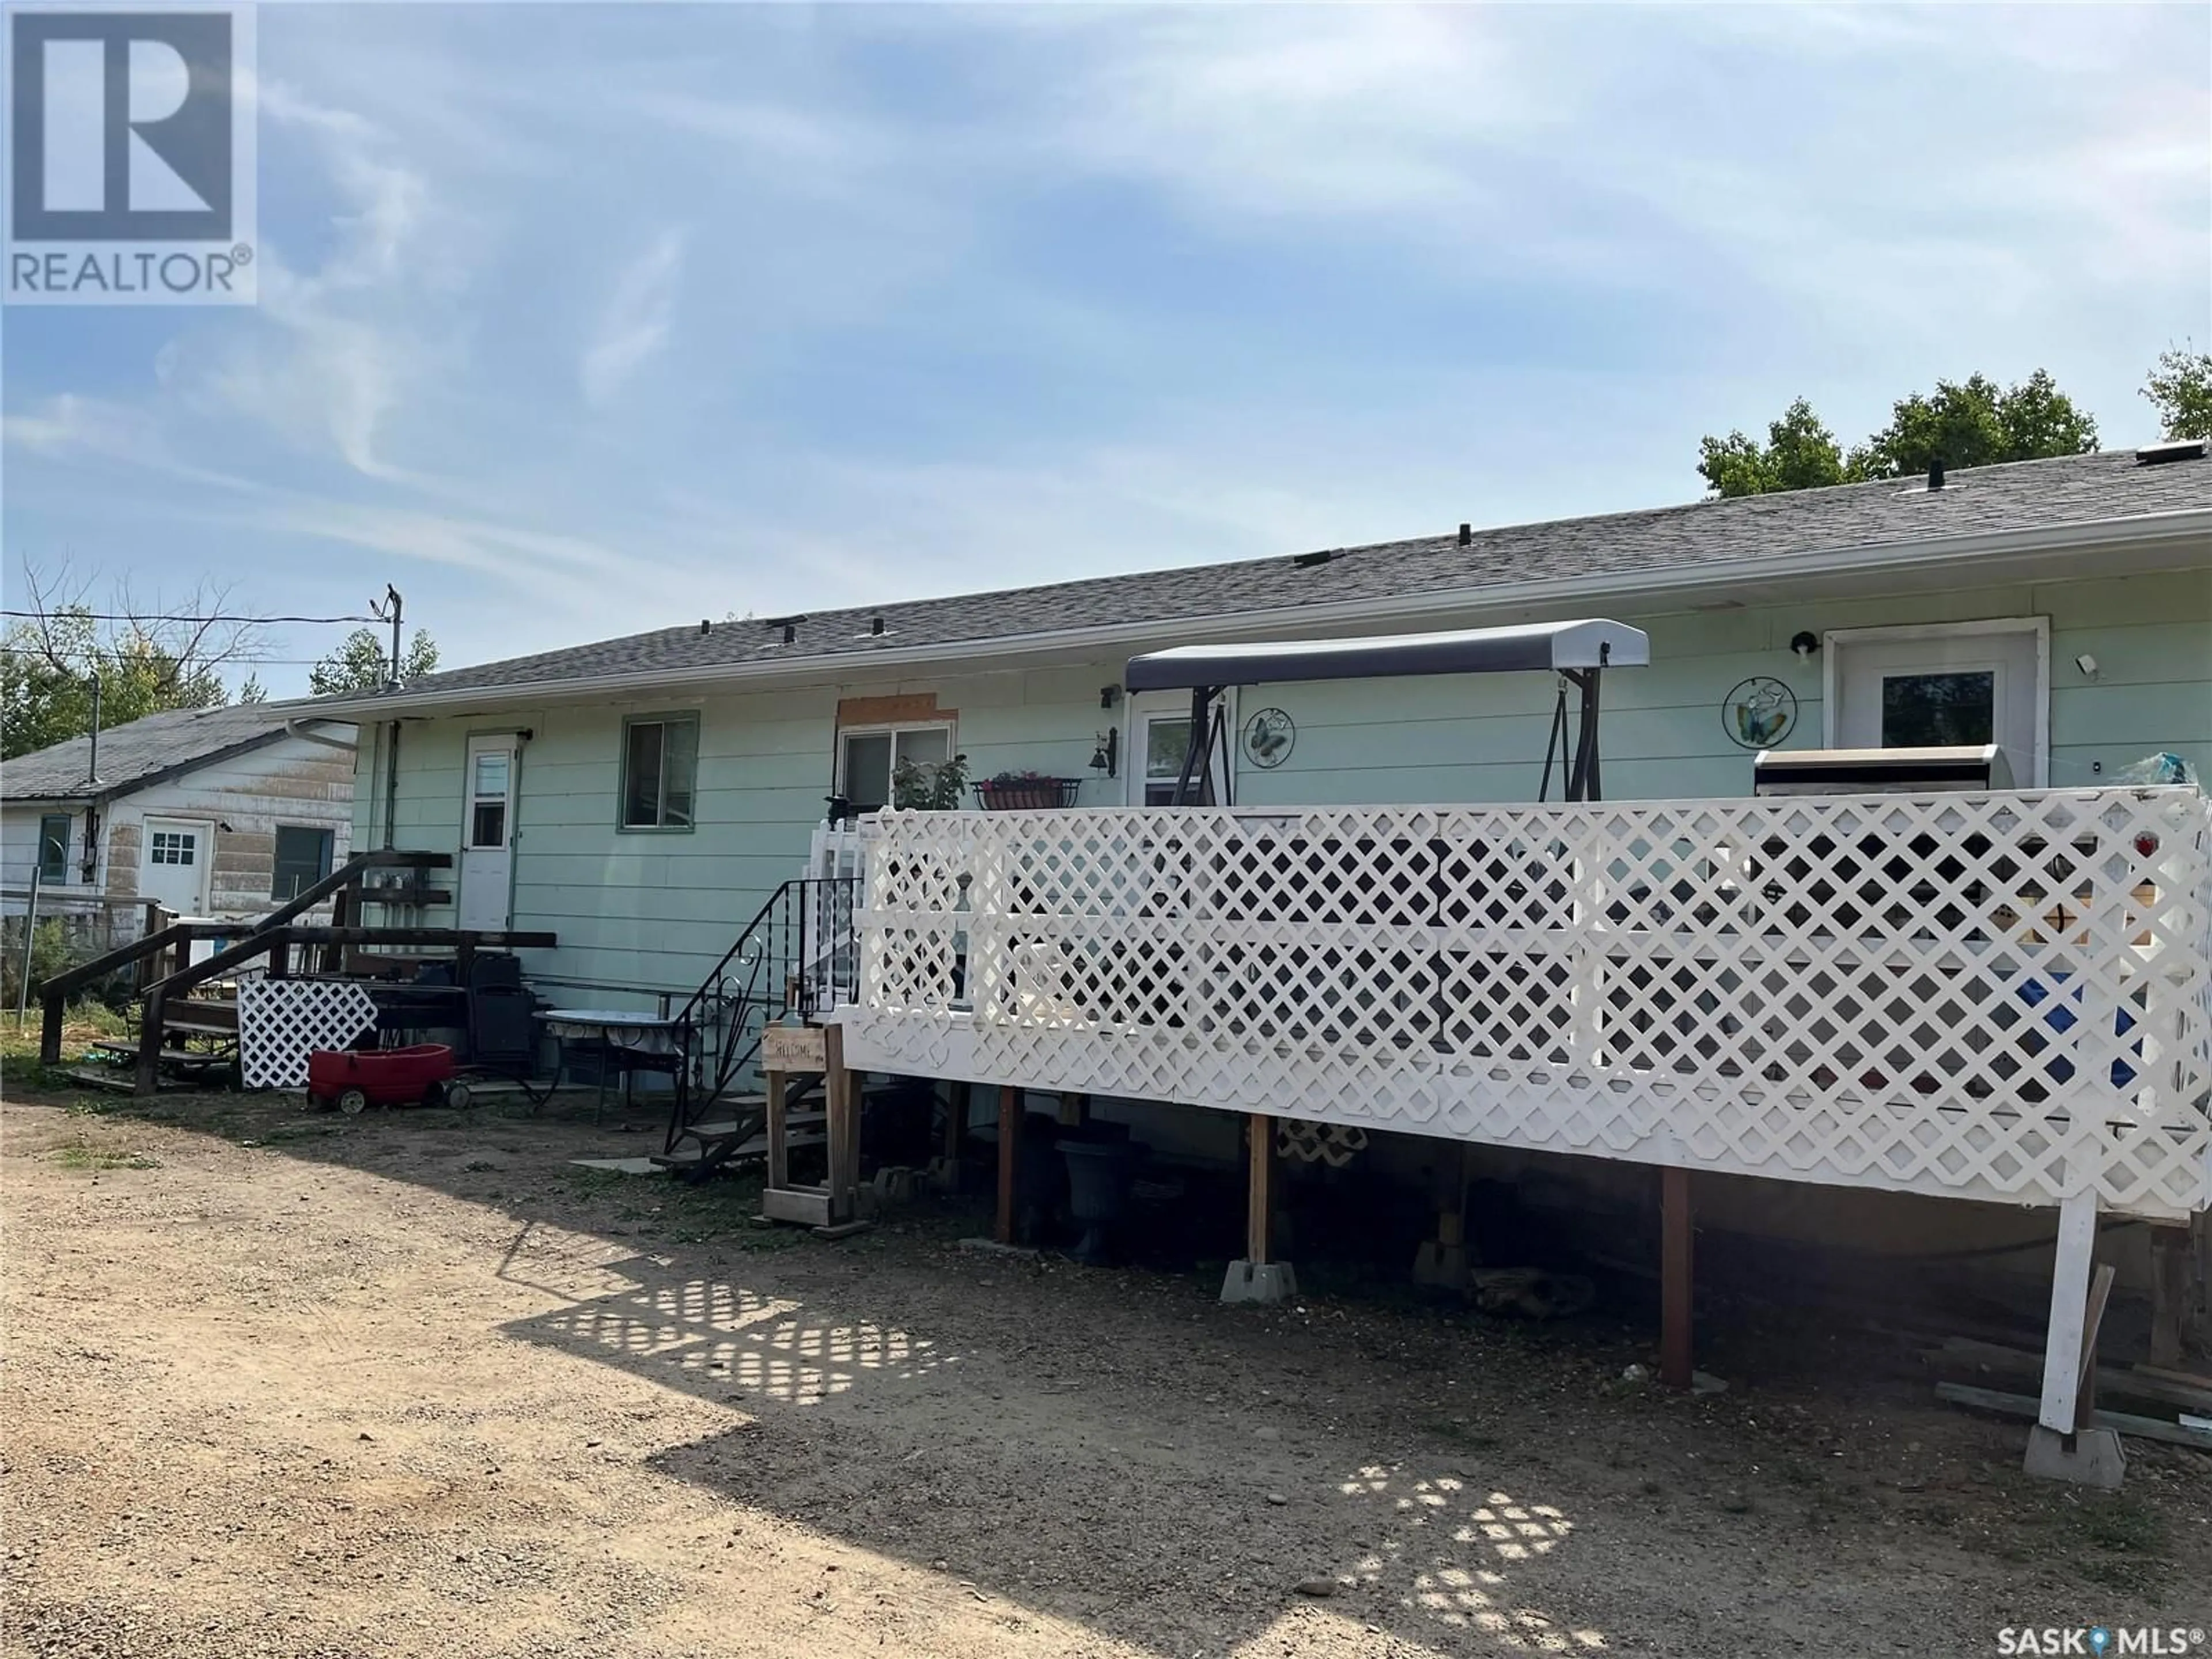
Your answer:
384;585;403;688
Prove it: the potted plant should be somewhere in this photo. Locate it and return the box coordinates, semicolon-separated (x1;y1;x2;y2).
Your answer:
974;768;1082;810
891;752;971;810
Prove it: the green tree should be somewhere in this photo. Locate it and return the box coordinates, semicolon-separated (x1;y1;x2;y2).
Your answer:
308;627;440;695
2142;343;2212;440
1699;369;2099;497
1849;369;2097;480
1697;397;1849;498
2;565;262;759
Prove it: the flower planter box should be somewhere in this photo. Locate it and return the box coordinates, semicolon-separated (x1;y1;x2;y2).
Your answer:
974;778;1082;810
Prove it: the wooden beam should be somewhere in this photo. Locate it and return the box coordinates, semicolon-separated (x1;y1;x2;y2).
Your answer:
994;1085;1021;1246
134;990;166;1097
1660;1166;1694;1389
765;1066;790;1194
944;1080;967;1172
2152;1224;2191;1370
836;692;946;729
2076;1262;2116;1433
1936;1382;2212;1452
823;1022;858;1224
2038;1189;2099;1434
1247;1113;1274;1266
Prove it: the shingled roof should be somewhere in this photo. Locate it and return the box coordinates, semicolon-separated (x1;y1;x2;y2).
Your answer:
3;703;316;803
347;447;2212;702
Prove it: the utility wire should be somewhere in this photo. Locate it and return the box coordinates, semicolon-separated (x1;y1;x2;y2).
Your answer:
1;609;378;624
0;647;346;666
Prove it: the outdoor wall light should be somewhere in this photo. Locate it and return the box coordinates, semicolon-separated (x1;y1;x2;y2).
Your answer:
1789;631;1821;658
1089;728;1119;778
1099;684;1122;710
2074;654;2101;680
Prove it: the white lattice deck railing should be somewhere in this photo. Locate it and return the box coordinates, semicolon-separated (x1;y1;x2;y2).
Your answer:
839;789;2212;1219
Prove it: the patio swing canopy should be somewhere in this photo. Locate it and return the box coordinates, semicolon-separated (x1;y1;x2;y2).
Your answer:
1122;619;1650;692
1124;619;1651;806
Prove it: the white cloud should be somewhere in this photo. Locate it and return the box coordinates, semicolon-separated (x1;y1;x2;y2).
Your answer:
581;229;688;406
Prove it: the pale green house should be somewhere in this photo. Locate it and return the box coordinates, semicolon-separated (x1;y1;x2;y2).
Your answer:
311;445;2211;1009
301;444;2212;1465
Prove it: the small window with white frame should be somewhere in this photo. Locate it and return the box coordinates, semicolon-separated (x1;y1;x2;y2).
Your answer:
149;830;196;866
838;724;953;813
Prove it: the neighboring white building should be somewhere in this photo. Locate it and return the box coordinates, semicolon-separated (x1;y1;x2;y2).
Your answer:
2;703;358;942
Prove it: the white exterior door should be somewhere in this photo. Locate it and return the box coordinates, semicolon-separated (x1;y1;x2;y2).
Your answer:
457;736;517;932
1829;623;2047;785
139;817;212;915
1127;690;1233;806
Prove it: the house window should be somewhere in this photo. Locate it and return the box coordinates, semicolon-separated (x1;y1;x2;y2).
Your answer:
272;825;336;901
149;830;196;866
1880;672;1995;748
622;714;699;830
838;724;952;813
36;814;70;883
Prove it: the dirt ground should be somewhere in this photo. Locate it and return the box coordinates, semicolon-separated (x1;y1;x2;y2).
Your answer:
2;1078;2207;1659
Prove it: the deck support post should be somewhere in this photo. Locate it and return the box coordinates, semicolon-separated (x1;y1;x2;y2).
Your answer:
931;1080;969;1193
2024;1189;2126;1488
2149;1220;2209;1368
1222;1112;1296;1304
1413;1146;1473;1289
1660;1166;1694;1389
134;988;166;1097
821;1022;858;1225
993;1085;1022;1247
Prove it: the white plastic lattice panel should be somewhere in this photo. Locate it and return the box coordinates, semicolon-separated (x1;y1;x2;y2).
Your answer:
238;979;378;1089
846;788;2212;1219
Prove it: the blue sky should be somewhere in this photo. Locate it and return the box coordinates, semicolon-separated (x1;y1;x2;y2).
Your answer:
5;3;2209;695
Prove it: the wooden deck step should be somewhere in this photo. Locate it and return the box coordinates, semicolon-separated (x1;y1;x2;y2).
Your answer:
56;1066;137;1094
684;1110;822;1139
652;1127;825;1170
160;1001;238;1036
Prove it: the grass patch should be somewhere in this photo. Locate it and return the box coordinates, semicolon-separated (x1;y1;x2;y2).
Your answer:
51;1142;159;1172
2068;1497;2167;1557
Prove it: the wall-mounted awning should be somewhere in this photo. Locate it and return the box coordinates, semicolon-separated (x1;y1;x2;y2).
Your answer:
1123;619;1650;692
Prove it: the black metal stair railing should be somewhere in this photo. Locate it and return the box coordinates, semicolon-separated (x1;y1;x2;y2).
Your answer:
665;875;858;1155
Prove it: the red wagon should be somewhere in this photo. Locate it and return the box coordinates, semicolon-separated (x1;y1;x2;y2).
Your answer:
308;1044;468;1115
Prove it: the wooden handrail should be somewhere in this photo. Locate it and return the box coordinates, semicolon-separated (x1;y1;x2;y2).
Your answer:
36;847;453;1064
130;921;558;1093
247;849;449;936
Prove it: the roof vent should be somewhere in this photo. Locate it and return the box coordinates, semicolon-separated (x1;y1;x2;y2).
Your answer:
1291;548;1334;569
2136;438;2209;465
699;619;711;636
870;616;885;635
1927;458;1945;491
761;613;805;646
1457;523;1472;546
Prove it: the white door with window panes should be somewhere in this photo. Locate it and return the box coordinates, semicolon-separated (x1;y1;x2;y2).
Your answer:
839;725;953;813
1127;690;1233;806
139;816;211;915
458;736;518;931
1828;622;2046;786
